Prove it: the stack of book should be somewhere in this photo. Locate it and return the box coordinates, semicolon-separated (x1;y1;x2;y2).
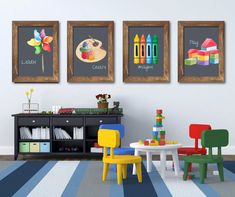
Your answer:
20;127;50;140
73;127;83;139
20;127;32;139
32;127;50;139
54;128;72;140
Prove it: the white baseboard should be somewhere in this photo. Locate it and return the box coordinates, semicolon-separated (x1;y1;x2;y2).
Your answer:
0;146;235;156
0;146;14;155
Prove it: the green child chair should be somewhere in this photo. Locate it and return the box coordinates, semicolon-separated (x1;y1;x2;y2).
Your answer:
183;129;229;184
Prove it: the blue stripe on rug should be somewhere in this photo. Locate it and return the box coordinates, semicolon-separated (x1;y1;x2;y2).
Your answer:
0;161;48;197
143;161;172;197
123;163;158;197
109;164;124;197
0;161;26;181
61;161;88;197
223;161;235;174
179;161;220;197
12;161;57;197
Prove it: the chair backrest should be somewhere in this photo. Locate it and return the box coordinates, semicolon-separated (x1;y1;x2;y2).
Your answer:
98;129;120;158
189;124;212;149
201;129;229;156
99;124;125;139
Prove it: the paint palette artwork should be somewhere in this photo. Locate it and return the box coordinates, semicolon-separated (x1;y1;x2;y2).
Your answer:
76;37;107;63
67;21;114;83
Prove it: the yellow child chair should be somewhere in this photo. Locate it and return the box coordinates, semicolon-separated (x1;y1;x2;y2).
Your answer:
98;129;142;185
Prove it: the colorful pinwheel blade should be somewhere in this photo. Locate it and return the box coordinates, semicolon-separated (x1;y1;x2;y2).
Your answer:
40;29;46;39
27;38;41;47
34;29;41;41
42;43;51;52
34;45;42;54
43;36;53;44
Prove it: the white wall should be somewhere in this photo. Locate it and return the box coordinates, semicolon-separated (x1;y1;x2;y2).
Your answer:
0;0;234;154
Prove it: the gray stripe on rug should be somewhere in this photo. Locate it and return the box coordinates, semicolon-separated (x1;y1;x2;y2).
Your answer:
76;161;110;197
205;168;235;197
0;161;15;172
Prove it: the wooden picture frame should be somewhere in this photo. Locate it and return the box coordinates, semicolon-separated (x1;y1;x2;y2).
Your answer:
178;21;225;83
67;21;114;83
12;21;59;83
123;21;170;83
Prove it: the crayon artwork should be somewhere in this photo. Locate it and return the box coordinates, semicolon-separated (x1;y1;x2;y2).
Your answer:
133;33;158;65
184;38;219;67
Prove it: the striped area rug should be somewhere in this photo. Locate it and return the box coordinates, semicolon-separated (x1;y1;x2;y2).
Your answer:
0;160;234;197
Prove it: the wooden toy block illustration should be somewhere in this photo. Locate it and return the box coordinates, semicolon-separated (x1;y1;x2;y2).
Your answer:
188;49;198;58
185;58;197;66
201;38;217;51
134;34;140;64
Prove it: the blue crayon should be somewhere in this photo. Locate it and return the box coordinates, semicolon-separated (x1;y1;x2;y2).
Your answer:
146;34;152;64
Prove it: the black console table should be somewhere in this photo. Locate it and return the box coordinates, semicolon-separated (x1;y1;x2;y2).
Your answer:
12;113;123;160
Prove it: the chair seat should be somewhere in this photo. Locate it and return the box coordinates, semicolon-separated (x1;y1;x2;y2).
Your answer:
178;147;207;155
103;155;141;164
107;147;134;155
183;155;223;163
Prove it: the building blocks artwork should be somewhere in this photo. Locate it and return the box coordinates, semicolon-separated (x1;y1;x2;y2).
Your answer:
134;33;158;65
184;38;219;66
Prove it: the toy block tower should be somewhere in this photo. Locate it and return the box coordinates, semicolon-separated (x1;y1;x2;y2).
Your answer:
155;109;166;145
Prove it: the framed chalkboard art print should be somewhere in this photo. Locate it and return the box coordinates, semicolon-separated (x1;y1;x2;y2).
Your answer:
12;21;59;83
123;21;169;83
178;21;225;83
67;21;114;83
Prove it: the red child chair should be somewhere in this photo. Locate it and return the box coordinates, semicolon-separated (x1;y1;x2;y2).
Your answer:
178;124;212;172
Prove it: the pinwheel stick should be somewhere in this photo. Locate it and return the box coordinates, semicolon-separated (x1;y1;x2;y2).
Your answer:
41;53;45;73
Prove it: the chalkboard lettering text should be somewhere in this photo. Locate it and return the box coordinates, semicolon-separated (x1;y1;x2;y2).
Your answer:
92;65;107;70
137;65;154;72
189;40;199;47
21;59;37;65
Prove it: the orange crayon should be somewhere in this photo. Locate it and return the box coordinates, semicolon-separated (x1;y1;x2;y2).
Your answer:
140;34;146;64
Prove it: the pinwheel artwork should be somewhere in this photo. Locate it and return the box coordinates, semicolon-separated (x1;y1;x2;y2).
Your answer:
27;29;53;73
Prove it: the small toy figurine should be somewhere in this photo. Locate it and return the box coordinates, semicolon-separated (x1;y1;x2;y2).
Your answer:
111;101;120;114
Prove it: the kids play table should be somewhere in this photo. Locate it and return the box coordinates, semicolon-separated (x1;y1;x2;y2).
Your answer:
130;142;182;179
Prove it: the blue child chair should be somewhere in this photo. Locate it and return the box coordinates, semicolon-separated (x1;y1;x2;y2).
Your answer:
99;124;135;170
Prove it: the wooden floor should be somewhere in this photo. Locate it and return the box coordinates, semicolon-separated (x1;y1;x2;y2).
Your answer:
0;155;235;161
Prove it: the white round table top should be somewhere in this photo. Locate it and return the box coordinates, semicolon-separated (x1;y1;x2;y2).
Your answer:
130;142;182;150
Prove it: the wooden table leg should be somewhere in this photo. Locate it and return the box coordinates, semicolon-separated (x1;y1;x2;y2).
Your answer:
172;149;180;176
160;150;166;179
132;149;139;175
146;151;152;172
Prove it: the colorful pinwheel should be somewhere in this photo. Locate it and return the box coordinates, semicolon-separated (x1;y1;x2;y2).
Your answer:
27;29;53;73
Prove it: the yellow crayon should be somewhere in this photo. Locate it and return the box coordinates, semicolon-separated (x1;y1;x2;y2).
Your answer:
134;34;140;64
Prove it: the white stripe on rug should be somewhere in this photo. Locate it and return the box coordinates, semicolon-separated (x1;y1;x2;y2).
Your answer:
152;161;206;197
27;161;79;197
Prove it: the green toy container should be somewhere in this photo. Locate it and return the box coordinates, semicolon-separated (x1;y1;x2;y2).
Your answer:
19;142;30;153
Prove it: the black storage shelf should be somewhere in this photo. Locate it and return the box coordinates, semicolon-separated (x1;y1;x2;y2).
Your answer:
13;113;123;160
